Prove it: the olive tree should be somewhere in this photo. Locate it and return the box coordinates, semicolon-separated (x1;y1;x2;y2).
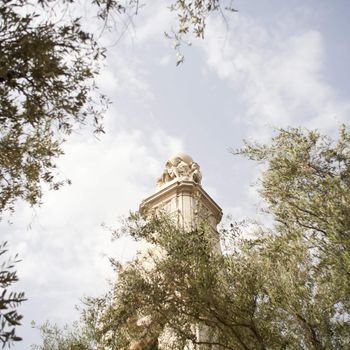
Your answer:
105;126;350;350
1;1;235;346
0;0;234;216
34;126;350;350
0;242;26;348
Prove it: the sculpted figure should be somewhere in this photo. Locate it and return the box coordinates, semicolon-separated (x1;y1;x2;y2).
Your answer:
190;162;202;184
156;154;202;187
156;161;172;187
170;157;190;179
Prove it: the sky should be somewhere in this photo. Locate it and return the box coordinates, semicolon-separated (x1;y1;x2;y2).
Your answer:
2;0;350;348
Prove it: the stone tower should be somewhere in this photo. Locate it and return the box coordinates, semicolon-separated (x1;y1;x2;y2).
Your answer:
140;152;222;237
139;153;223;348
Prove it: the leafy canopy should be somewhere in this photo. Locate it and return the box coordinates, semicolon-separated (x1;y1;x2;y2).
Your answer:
35;126;350;350
0;242;26;348
1;0;234;347
0;0;108;215
0;0;233;216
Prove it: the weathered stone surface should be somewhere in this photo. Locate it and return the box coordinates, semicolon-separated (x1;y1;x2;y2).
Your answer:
139;154;222;349
156;153;202;188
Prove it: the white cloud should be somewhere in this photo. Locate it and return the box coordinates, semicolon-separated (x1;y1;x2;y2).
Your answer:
132;1;173;44
98;53;155;104
199;13;350;139
1;126;183;346
159;55;171;66
150;129;184;158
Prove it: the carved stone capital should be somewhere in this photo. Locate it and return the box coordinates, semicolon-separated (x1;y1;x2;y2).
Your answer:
156;153;202;188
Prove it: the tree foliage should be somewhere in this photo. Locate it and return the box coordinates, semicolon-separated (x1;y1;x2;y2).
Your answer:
35;126;350;350
31;295;109;350
236;126;350;275
0;241;26;348
0;0;109;215
0;0;233;217
1;0;233;346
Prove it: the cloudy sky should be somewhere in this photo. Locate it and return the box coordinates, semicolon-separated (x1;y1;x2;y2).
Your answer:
2;0;350;347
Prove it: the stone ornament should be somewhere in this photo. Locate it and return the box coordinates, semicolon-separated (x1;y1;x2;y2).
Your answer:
156;153;202;188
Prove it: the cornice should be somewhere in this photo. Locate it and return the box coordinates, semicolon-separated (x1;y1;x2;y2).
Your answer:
140;180;222;221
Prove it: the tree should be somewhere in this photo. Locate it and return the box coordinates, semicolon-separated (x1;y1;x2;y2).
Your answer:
31;295;109;350
236;125;350;283
34;126;350;349
233;125;350;349
90;126;345;350
0;241;26;348
1;1;234;346
0;0;233;217
0;0;107;215
1;1;108;344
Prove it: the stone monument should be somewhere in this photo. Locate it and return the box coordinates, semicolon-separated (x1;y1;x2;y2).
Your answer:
141;152;222;234
139;153;223;348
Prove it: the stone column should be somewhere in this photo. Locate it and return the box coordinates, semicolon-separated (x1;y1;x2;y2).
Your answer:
139;153;223;349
